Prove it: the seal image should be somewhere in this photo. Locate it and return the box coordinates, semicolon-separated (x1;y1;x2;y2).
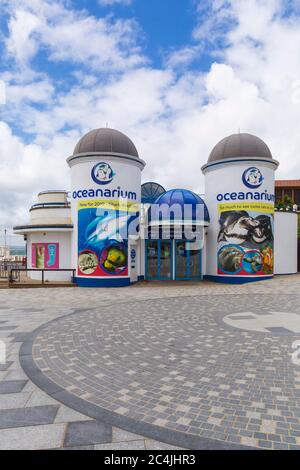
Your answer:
218;211;273;245
218;211;260;245
252;215;273;243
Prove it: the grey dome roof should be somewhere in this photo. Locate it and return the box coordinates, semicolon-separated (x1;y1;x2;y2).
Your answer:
208;133;273;163
73;128;139;158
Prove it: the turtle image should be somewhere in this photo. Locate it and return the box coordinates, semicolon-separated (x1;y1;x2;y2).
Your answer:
103;246;127;273
218;245;244;273
243;253;263;273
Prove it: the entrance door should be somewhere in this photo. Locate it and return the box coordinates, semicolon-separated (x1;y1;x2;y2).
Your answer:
145;240;172;280
175;241;202;280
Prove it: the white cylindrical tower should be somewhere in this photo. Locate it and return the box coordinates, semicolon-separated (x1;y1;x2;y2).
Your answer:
67;128;145;287
202;133;279;283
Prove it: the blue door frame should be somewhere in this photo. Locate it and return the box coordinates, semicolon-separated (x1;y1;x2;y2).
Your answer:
175;241;202;281
145;240;202;281
145;240;172;280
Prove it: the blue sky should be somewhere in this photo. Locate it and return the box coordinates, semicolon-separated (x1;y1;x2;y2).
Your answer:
1;0;300;243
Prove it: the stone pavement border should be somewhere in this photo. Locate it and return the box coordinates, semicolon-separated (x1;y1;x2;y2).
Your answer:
20;309;255;450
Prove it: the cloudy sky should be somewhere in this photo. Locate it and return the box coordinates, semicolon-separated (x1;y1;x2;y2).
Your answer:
1;0;300;244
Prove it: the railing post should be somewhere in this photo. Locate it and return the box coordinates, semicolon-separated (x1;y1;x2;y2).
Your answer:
42;270;44;285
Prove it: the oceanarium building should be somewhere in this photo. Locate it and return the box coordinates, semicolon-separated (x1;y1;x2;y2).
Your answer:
14;128;297;286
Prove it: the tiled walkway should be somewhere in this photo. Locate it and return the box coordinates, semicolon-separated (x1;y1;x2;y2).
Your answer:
1;276;300;449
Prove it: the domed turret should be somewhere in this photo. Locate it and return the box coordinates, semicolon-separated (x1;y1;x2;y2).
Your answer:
73;128;139;158
208;133;273;163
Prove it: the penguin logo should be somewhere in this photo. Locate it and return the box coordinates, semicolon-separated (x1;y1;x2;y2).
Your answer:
91;162;115;185
242;167;263;189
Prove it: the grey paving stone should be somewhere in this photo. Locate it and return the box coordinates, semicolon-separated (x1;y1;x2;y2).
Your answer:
112;427;145;443
0;424;65;450
0;380;27;394
54;405;92;424
0;392;32;410
145;439;184;450
0;362;13;371
25;390;59;407
9;332;35;342
0;405;59;429
94;440;146;450
3;281;300;450
64;420;112;447
61;445;95;450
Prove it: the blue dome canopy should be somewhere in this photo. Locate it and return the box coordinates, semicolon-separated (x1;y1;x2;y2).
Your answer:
141;182;166;204
149;189;210;224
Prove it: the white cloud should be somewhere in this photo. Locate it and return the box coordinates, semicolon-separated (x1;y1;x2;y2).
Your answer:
98;0;132;6
4;0;145;72
0;80;6;104
165;45;203;69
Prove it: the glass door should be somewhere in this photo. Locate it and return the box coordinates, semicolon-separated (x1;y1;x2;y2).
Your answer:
146;240;159;279
175;241;189;280
159;240;172;280
145;240;172;280
175;241;202;280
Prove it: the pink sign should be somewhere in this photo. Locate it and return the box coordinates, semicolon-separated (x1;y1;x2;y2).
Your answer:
31;243;59;269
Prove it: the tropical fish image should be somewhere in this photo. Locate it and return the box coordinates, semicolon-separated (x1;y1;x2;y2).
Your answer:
218;245;244;273
101;245;127;273
261;245;273;273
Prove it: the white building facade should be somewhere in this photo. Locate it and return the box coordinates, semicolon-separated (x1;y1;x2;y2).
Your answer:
13;129;298;286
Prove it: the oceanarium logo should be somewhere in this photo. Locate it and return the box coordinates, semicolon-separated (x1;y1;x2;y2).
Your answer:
242;167;264;189
91;162;115;185
216;189;275;202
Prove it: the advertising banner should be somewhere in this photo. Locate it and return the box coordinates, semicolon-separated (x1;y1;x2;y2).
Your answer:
77;199;139;277
32;243;59;269
217;201;274;276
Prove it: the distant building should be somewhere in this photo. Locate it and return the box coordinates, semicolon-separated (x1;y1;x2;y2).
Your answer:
275;180;300;206
0;246;10;260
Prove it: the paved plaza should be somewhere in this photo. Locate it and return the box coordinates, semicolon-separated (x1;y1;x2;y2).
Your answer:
1;276;300;449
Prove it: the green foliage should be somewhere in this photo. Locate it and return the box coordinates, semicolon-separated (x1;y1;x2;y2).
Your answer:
275;194;293;210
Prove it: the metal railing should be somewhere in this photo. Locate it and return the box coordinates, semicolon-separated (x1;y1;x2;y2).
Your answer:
8;268;76;285
0;262;24;280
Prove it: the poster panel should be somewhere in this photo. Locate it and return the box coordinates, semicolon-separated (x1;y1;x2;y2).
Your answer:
77;199;139;277
32;243;59;269
217;202;274;276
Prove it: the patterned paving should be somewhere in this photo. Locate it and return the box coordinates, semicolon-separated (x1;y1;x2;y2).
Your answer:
1;276;300;449
26;293;300;450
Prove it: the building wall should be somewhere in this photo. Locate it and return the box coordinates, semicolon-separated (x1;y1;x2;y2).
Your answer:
27;231;72;281
274;212;298;274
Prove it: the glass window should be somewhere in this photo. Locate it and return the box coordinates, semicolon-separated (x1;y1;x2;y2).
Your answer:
175;241;187;279
146;241;158;278
160;241;172;279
